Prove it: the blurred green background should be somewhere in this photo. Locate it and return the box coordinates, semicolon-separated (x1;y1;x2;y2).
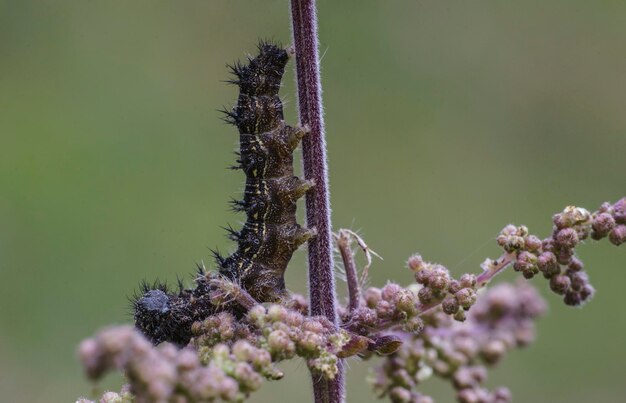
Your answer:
1;1;624;402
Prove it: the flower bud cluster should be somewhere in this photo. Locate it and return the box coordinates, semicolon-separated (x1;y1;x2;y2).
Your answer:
369;336;436;403
496;199;625;306
371;281;545;403
191;311;252;346
339;252;484;361
344;283;424;335
79;301;374;403
78;325;273;402
341;255;498;359
244;304;357;378
409;255;478;321
191;304;364;380
591;198;626;245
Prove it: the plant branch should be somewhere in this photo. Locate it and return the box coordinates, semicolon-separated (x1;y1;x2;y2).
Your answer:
290;1;344;402
413;253;514;317
337;230;360;313
476;253;515;287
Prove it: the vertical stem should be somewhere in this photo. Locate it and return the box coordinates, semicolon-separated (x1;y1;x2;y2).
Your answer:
290;1;344;402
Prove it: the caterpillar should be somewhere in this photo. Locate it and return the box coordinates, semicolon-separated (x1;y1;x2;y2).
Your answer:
132;42;313;345
216;41;314;303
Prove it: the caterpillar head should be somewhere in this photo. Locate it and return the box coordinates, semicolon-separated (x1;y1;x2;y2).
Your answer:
132;286;194;346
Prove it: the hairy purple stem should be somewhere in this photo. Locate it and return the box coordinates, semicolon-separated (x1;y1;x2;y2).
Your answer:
290;1;344;402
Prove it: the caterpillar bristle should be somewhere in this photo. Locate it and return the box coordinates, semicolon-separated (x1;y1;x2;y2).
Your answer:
195;261;207;276
228;61;246;80
229;153;243;170
218;107;238;125
210;248;225;267
128;290;142;310
175;275;185;294
222;224;241;242
139;279;154;294
229;198;247;212
257;38;282;52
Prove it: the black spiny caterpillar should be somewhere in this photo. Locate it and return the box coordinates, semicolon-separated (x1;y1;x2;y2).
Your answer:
132;42;313;345
217;42;314;302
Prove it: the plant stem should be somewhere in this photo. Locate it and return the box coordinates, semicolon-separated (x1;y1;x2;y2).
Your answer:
476;253;515;287
337;230;360;313
290;1;344;402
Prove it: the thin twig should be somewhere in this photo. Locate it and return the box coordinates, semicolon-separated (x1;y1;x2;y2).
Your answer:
337;230;360;312
339;229;381;287
476;253;515;287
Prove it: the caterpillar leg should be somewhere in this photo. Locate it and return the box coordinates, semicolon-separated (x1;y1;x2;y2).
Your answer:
274;176;314;203
283;124;310;151
289;225;317;247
